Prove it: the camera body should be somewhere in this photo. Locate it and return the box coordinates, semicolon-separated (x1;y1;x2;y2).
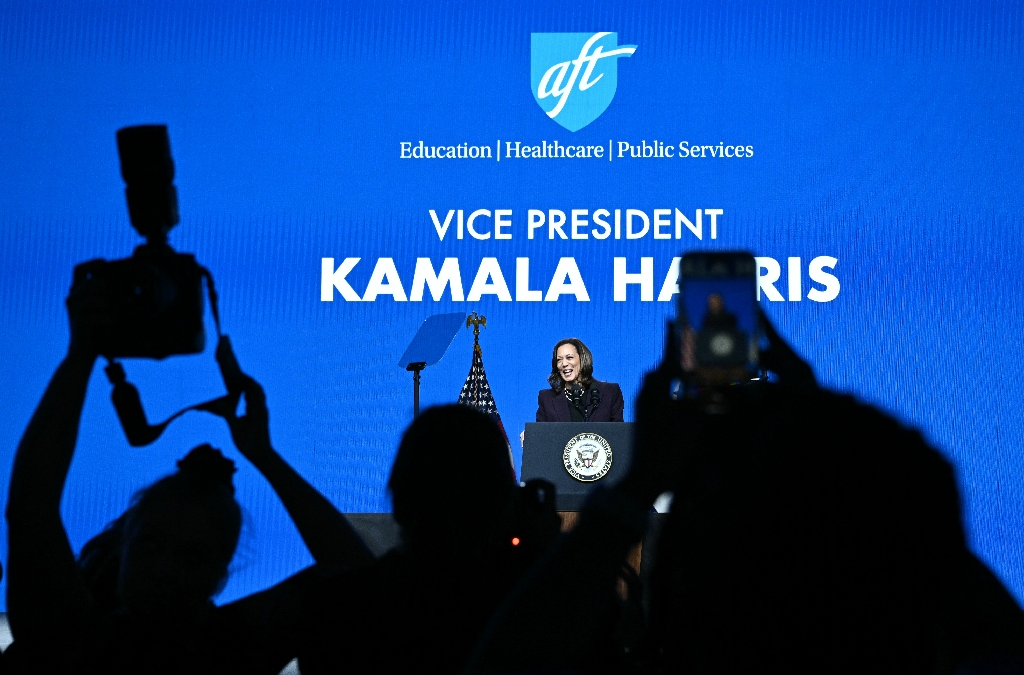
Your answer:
71;125;209;359
73;244;206;359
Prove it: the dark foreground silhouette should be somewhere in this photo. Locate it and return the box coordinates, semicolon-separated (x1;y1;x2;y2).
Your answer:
466;319;1024;675
5;286;1024;675
298;404;562;675
5;291;372;674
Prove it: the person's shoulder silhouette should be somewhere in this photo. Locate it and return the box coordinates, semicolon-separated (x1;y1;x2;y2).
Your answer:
298;404;528;675
648;386;966;674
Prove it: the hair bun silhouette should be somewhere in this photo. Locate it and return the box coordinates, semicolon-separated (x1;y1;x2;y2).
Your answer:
176;444;236;492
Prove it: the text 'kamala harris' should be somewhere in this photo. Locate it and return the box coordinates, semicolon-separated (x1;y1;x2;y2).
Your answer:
321;208;839;304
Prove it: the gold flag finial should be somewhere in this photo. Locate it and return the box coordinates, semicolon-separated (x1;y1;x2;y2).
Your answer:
467;312;487;355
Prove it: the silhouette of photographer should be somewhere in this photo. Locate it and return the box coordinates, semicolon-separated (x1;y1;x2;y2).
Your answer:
298;404;560;675
4;283;373;673
5;124;376;673
466;312;1024;675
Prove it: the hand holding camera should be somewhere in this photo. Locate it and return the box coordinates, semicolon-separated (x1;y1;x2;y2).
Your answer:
219;341;276;465
66;124;236;447
758;308;817;391
72;125;211;361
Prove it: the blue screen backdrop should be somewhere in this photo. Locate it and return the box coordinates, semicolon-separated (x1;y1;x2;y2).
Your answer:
1;1;1022;607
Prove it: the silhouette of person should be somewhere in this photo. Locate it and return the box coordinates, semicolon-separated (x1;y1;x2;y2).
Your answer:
465;315;1024;674
5;290;373;674
298;404;560;675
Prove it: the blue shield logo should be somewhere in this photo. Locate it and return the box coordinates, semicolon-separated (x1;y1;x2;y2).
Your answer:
531;32;637;132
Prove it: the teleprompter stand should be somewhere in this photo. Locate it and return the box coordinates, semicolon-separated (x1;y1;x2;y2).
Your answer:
398;313;465;418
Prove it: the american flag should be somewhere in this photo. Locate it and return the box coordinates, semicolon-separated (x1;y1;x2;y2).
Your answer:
458;343;516;479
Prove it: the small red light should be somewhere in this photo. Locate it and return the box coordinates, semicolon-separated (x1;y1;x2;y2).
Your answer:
511;537;521;546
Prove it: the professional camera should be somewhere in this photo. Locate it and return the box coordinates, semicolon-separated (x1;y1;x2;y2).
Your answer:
71;125;213;359
67;126;233;447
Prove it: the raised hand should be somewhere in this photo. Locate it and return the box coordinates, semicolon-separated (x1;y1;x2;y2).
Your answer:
758;308;817;391
215;336;374;568
224;372;274;462
618;321;700;507
65;261;111;357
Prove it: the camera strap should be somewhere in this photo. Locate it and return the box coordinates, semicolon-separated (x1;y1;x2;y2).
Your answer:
104;266;236;447
200;266;222;338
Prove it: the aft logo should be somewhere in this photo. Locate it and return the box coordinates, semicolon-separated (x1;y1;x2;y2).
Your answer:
531;32;637;132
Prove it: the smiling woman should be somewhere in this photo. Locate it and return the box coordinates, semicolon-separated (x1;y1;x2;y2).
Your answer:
536;338;623;423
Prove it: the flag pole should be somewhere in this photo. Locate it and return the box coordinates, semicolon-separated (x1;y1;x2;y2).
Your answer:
457;312;516;479
466;311;487;353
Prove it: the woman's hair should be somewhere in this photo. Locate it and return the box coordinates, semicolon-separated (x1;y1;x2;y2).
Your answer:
389;405;514;548
547;338;594;392
77;444;242;612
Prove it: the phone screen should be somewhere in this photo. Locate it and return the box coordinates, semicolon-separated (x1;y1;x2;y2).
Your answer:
678;252;759;380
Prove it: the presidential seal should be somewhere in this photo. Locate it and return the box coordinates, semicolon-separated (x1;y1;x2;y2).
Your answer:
563;432;612;482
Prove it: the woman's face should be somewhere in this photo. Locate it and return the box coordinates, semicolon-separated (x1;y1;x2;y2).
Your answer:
556;344;581;384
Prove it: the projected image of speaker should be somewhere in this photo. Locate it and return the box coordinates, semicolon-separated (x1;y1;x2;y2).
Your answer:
678;252;760;385
694;292;748;367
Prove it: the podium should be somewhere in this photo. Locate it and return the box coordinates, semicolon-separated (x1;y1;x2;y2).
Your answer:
521;422;634;511
522;422;645;585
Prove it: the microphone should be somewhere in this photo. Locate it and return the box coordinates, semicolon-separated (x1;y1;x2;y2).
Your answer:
569;383;586;418
584;386;601;422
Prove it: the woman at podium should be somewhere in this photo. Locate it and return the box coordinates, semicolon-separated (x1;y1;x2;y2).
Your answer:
536;338;624;423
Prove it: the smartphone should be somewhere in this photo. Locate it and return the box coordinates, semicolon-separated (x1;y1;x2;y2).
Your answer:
677;252;760;385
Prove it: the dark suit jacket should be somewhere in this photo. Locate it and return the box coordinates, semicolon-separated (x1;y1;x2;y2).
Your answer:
536;380;624;423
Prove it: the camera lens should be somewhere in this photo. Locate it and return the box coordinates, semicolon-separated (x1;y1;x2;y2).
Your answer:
116;126;175;184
